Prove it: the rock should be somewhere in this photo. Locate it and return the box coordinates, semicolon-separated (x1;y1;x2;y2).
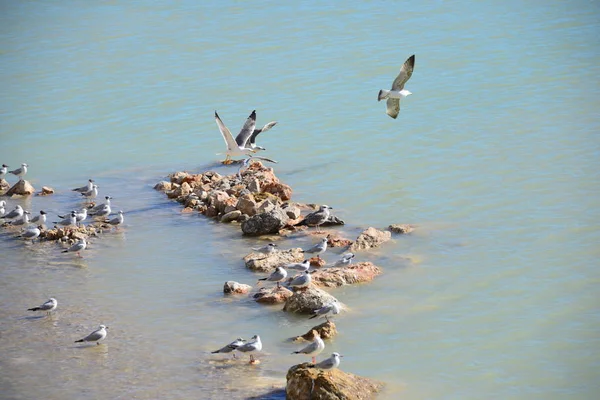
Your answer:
208;190;231;213
286;363;383;400
389;223;415;234
0;178;9;191
241;208;289;236
261;181;293;201
205;205;218;218
245;248;304;273
322;215;345;226
283;286;338;314
221;210;242;223
283;205;301;220
41;225;98;242
294;320;338;341
223;281;252;295
311;262;382;288
326;233;353;248
38;186;54;196
5;180;35;196
154;181;172;191
309;257;327;268
181;207;194;213
256;199;276;214
223;204;237;214
169;171;191;184
253;286;293;304
236;194;257;216
248;178;261;193
349;227;391;252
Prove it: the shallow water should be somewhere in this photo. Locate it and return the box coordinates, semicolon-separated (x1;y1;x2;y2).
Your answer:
1;1;599;399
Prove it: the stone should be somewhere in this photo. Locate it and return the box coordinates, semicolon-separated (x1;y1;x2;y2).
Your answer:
0;178;9;191
283;205;302;220
253;286;293;304
321;215;345;226
311;262;383;288
221;210;242;223
154;181;172;191
223;281;252;295
241;208;289;236
181;207;194;213
349;227;391;252
205;205;218;218
41;225;98;242
37;186;55;196
248;178;261;193
389;223;415;234
286;363;384;400
236;194;257;216
283;286;338;314
326;233;353;248
294;320;338;341
5;180;35;196
169;171;191;184
309;257;327;268
256;199;276;214
208;190;231;213
261;181;293;201
245;248;304;273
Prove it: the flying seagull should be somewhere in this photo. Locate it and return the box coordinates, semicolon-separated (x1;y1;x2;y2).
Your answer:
236;120;277;151
215;110;258;164
378;54;415;119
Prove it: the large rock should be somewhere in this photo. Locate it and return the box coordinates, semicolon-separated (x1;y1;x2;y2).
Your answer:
244;248;304;273
236;194;257;216
283;286;338;314
253;285;293;304
5;180;35;196
220;210;242;223
223;281;252;295
41;225;98;242
326;232;353;248
154;180;172;191
262;181;293;201
241;208;289;236
311;262;382;288
389;223;415;234
293;320;338;341
349;227;391;252
286;363;383;400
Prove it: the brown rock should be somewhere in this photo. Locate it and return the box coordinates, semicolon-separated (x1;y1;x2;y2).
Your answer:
220;210;242;223
0;178;9;191
283;286;338;314
253;286;293;304
181;207;194;213
309;257;327;268
349;227;391;252
311;262;382;288
286;363;383;400
169;171;191;184
236;194;257;216
154;181;172;191
41;225;98;242
38;186;54;196
283;205;301;219
389;223;415;234
205;205;218;218
241;208;289;236
262;181;293;201
5;180;35;196
244;247;304;273
294;320;338;341
327;233;353;248
248;178;261;193
223;281;252;295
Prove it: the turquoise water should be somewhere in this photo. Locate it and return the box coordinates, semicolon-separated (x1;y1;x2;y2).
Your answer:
1;1;599;399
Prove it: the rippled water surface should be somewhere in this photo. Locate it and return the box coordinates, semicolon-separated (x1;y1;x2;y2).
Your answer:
1;1;599;399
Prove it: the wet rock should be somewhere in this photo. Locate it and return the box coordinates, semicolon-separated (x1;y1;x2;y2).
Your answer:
349;227;391;252
245;248;304;273
169;171;192;184
154;181;172;191
0;178;9;191
241;208;289;236
389;223;415;234
181;207;194;213
253;286;293;304
205;205;218;218
309;257;327;268
326;233;353;248
311;262;383;288
262;181;293;201
283;286;338;314
41;225;98;242
223;281;252;295
5;180;35;196
322;215;345;226
38;186;55;196
236;194;257;216
286;363;384;400
221;210;242;223
223;204;237;214
294;320;338;341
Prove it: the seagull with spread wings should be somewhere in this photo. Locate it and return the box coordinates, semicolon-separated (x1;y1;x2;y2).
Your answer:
378;54;415;119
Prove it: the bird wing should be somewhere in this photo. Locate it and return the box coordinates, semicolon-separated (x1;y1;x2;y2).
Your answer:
248;156;278;164
386;98;400;119
390;54;415;91
234;110;257;148
215;111;240;152
316;357;335;369
298;341;319;354
248;121;277;146
84;329;104;341
40;300;55;310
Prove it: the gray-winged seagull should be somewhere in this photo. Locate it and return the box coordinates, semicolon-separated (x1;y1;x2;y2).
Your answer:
378;54;415;119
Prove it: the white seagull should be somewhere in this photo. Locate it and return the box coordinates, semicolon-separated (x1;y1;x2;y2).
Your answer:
283;259;310;272
288;270;313;290
258;266;288;288
314;352;343;374
80;184;99;202
28;298;58;315
309;300;341;321
302;238;328;260
236;119;277;151
104;210;124;229
215;110;258;164
292;330;325;363
303;205;333;233
54;211;77;227
378;54;415;119
0;200;6;217
75;325;108;345
235;334;263;364
19;225;41;243
1;205;24;221
90;196;112;214
212;337;247;358
0;164;8;179
10;211;30;226
72;179;94;193
62;238;87;257
8;163;28;180
29;210;47;225
332;253;355;268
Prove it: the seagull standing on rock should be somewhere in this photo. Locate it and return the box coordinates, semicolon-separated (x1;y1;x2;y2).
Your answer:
72;179;94;193
283;259;310;272
332;253;355;268
235;334;263;364
90;196;112;213
104;210;124;229
302;238;328;261
252;243;277;259
54;211;77;228
314;352;343;375
29;210;47;225
378;54;415;119
309;300;341;321
303;205;333;233
8;163;28;180
10;211;30;226
258;266;288;288
292;330;325;364
288;270;313;290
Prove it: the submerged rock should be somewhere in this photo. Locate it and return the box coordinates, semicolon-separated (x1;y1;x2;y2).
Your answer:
389;223;415;234
41;225;99;243
293;320;338;341
286;363;384;400
283;286;338;314
244;248;304;273
39;186;55;196
241;208;289;236
311;262;382;288
223;281;252;295
349;227;391;252
5;180;35;196
253;285;293;304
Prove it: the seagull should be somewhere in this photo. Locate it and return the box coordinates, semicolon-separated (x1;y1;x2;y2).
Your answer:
309;300;341;321
302;238;328;260
58;208;87;225
292;330;325;364
258;266;288;288
378;54;415;119
104;210;124;229
0;164;8;179
10;211;30;226
75;325;108;345
90;196;112;213
212;337;247;358
28;298;57;315
332;253;355;268
314;352;343;374
62;238;87;257
237;156;278;180
18;225;41;243
252;243;277;255
90;203;111;220
80;184;99;202
8;163;28;180
29;210;47;225
236;119;277;152
235;334;262;364
283;259;310;272
303;205;332;233
215;110;258;164
1;205;24;221
54;211;77;227
72;179;94;193
0;202;5;218
288;270;312;289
